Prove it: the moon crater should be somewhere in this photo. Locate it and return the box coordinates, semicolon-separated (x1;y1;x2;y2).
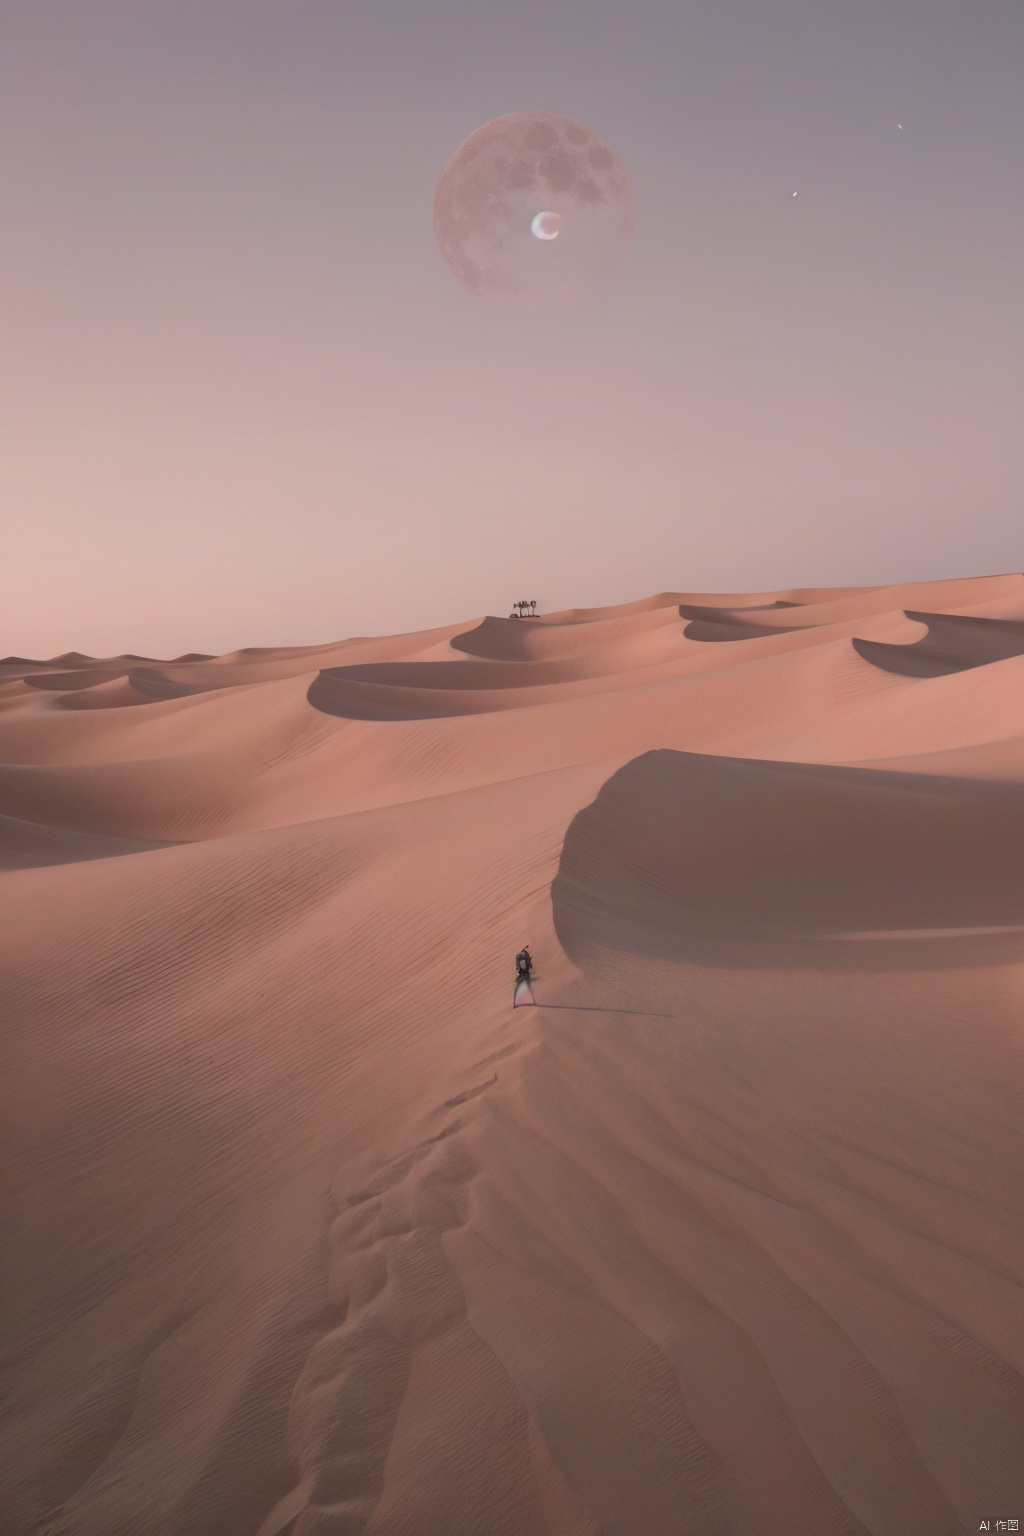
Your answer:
433;111;636;312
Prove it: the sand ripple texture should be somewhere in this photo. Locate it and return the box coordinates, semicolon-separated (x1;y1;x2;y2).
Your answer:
2;577;1023;1535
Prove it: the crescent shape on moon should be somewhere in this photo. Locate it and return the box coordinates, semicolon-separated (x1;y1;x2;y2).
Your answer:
531;211;560;240
433;111;636;313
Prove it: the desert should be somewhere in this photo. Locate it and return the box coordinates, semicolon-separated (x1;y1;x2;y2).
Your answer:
3;577;1023;1535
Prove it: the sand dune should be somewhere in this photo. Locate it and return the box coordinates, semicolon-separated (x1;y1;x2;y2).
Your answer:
854;611;1024;677
2;576;1023;1534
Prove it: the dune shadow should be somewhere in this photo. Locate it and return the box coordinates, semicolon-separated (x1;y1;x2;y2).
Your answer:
8;664;230;707
852;610;1024;678
552;748;1024;974
308;669;490;721
307;651;582;720
449;616;548;662
0;811;177;870
678;602;802;642
538;1003;689;1021
126;669;231;701
22;669;130;692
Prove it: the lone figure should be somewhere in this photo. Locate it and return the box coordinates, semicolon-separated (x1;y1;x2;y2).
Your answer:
515;946;533;979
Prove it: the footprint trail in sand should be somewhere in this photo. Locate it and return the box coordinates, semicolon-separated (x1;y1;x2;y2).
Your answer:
2;577;1024;1534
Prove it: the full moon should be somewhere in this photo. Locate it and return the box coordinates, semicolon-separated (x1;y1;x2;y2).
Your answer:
433;111;636;313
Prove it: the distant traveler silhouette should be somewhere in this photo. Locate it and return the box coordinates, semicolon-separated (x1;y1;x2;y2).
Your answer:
515;947;533;979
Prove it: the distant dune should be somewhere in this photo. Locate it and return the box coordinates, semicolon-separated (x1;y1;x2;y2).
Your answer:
2;578;1023;1535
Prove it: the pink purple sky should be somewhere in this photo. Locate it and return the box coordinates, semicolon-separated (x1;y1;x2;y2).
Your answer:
2;1;1022;658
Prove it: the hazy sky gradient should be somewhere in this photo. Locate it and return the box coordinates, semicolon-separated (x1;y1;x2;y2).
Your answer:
2;1;1022;657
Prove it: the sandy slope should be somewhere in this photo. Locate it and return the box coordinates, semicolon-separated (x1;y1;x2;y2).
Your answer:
2;577;1023;1535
